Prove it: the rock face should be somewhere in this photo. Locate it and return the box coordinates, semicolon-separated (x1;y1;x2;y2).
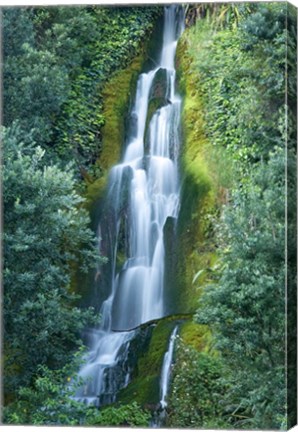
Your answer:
145;67;169;150
150;67;168;101
173;35;219;315
117;316;183;407
163;216;179;315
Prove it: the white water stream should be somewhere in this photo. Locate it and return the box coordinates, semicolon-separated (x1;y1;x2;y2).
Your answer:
160;326;178;409
74;5;184;407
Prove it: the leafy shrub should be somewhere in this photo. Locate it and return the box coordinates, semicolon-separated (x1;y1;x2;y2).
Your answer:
167;338;229;428
2;125;101;396
3;6;162;170
3;354;150;427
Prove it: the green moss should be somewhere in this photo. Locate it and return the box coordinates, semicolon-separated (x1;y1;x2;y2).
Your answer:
117;316;216;410
144;68;168;148
83;53;144;211
174;34;224;314
180;321;211;352
116;250;126;273
118;318;179;406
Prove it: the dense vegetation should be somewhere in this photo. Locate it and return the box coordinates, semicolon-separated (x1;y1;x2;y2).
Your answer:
3;6;161;171
2;3;296;429
167;2;297;430
3;127;100;393
2;5;160;426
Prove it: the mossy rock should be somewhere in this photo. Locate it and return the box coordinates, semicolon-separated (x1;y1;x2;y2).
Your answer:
117;317;182;407
149;67;168;101
173;34;222;314
117;316;210;411
142;13;164;73
148;68;168;125
144;67;169;149
83;53;145;214
180;321;212;352
163;216;180;315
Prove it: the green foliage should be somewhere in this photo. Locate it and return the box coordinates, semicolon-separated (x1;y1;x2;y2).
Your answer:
87;402;150;427
241;3;288;44
3;4;296;429
185;3;252;30
3;352;150;427
2;125;102;397
196;149;288;429
3;5;162;171
54;6;161;168
2;5;162;412
167;339;229;428
179;321;211;352
185;3;293;169
174;27;228;315
3;352;87;425
2;5;162;422
2;8;34;57
4;45;69;147
179;3;296;429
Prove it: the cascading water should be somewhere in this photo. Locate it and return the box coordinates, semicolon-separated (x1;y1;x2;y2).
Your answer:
74;5;184;408
151;325;179;428
159;326;178;409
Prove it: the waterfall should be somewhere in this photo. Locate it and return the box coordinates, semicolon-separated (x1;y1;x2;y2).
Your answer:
74;5;184;407
150;325;179;428
160;326;179;409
